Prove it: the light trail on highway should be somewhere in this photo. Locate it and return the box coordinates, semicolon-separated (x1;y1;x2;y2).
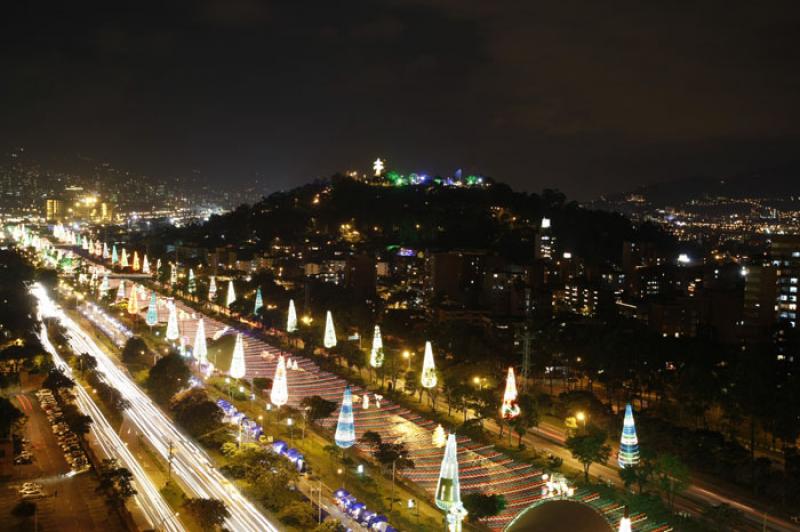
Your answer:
32;284;280;532
34;285;182;532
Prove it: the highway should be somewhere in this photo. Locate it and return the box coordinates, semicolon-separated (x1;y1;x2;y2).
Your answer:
32;284;281;532
34;285;183;532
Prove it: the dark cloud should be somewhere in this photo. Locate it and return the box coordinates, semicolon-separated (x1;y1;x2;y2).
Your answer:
1;1;798;198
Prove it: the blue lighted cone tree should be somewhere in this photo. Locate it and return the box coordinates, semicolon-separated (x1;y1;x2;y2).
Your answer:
334;386;355;449
618;403;640;468
436;433;468;531
146;292;159;327
253;287;263;315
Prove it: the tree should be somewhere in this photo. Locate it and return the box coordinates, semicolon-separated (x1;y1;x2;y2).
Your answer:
702;504;743;531
565;426;611;482
462;493;507;522
313;519;345;532
43;368;74;391
300;395;338;423
146;352;190;404
62;403;93;435
182;498;230;531
618;449;655;494
121;337;149;364
96;458;137;504
170;388;224;440
654;453;690;510
75;353;98;374
278;501;315;528
0;397;24;438
11;501;36;519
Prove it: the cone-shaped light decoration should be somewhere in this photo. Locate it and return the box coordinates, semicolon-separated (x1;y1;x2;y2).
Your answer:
188;268;196;294
369;325;384;368
193;319;208;364
208;276;217;301
324;310;337;349
253;287;263;315
111;245;118;265
142;254;150;275
618;507;632;532
146;291;159;327
120;248;129;268
102;242;110;260
287;299;298;333
229;333;246;379
116;279;126;300
421;341;437;389
127;284;139;315
270;355;289;407
99;275;109;297
170;263;177;286
432;424;447;448
226;280;236;308
334;386;356;448
94;240;102;256
435;433;462;511
166;301;180;341
501;367;521;420
156;258;162;276
132;251;140;271
81;236;88;250
618;403;640;468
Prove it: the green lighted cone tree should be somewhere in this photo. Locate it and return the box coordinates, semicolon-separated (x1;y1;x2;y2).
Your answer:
436;433;468;531
226;280;236;308
286;299;297;333
369;325;384;368
253;287;263;315
323;310;337;349
146;291;158;327
111;244;118;265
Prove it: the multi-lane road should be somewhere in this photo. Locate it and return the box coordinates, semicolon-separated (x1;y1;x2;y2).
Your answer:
33;283;280;532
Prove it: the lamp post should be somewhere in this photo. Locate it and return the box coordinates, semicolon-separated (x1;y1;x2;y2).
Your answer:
287;417;294;444
576;411;587;434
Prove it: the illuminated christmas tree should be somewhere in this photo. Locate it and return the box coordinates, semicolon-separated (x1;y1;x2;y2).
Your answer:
155;258;162;276
229;333;246;379
432;424;446;448
226;280;236;308
132;251;140;271
116;279;126;300
99;275;109;297
501;367;521;420
170;263;177;286
102;242;109;260
270;355;289;407
253;287;263;315
193;318;208;364
187;268;196;294
334;385;355;448
369;325;384;368
111;245;118;265
142;254;150;274
120;248;129;268
618;507;632;532
127;284;139;315
323;310;337;349
421;341;437;389
166;301;180;341
436;433;463;511
208;276;217;301
146;291;159;327
618;403;640;468
286;299;298;332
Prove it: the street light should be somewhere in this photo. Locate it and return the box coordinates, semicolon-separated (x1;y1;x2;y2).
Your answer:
473;376;486;390
287;417;294;444
576;411;587;433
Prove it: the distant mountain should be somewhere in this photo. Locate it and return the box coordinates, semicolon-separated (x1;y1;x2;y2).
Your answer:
609;164;800;206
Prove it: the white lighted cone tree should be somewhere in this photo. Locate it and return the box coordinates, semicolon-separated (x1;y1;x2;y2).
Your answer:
226;280;236;308
127;284;139;315
194;318;208;364
229;333;246;379
286;299;298;333
142;254;150;274
270;355;289;407
323;310;337;349
421;341;437;389
170;264;177;286
432;424;446;448
618;507;632;532
208;276;217;301
166;301;180;341
132;251;140;271
102;242;109;259
369;325;384;368
436;433;467;532
99;275;109;296
500;367;521;419
116;279;126;300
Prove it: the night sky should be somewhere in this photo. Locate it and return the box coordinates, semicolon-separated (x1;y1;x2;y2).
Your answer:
2;1;799;199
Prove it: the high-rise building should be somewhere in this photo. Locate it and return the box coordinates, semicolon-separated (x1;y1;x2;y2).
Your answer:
534;217;555;260
45;198;64;222
772;235;800;328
